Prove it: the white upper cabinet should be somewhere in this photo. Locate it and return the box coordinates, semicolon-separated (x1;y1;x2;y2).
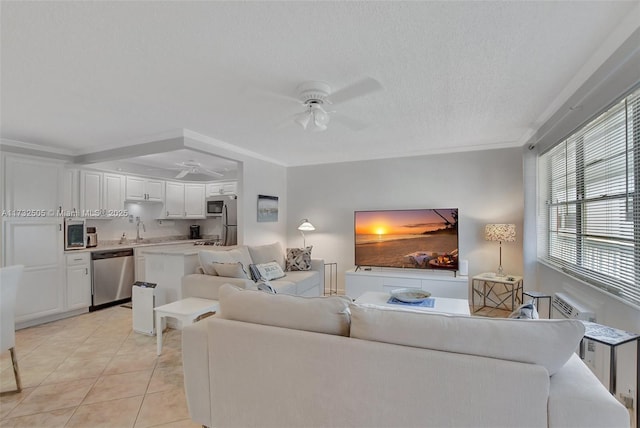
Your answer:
164;182;205;219
164;181;185;218
3;154;63;212
80;170;102;213
126;176;164;202
184;183;205;218
80;170;125;217
62;168;80;215
206;181;237;197
103;173;124;211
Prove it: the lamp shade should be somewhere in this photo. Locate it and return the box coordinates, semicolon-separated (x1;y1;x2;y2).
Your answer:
485;224;516;242
298;219;315;231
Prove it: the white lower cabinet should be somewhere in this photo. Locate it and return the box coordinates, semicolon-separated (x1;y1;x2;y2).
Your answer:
66;252;91;310
3;219;65;325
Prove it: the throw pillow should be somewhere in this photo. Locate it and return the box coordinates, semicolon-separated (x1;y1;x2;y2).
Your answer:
211;262;249;279
349;304;585;375
509;299;539;319
248;242;286;270
286;246;313;271
218;284;351;336
256;281;277;294
248;264;262;282
255;261;286;281
198;249;251;276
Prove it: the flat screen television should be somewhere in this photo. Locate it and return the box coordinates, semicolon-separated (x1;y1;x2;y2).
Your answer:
354;208;459;270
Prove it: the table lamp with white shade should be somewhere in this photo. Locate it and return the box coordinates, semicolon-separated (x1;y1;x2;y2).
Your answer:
484;224;516;277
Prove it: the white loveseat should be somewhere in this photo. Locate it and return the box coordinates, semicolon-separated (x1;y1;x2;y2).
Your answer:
182;285;629;428
181;242;325;297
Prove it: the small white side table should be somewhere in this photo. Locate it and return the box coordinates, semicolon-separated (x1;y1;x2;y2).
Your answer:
154;297;220;355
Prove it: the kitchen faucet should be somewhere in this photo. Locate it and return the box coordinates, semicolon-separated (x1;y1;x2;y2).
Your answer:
136;217;146;243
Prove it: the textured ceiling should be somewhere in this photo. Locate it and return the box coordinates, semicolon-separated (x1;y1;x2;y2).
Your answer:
1;1;637;166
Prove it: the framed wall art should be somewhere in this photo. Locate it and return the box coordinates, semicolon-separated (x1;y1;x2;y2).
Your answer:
257;194;279;222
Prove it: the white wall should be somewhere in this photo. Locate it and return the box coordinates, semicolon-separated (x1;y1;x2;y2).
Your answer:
239;156;288;246
287;147;524;293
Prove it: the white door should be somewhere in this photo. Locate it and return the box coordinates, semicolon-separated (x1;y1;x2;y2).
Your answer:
103;173;124;213
184;184;205;218
145;179;164;202
164;182;184;218
4;219;65;323
80;170;102;214
4;155;62;212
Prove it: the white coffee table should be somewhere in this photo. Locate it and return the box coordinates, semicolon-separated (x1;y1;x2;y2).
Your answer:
355;291;470;316
155;297;220;355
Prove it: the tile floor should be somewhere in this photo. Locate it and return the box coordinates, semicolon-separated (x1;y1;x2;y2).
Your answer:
0;306;199;428
0;299;511;428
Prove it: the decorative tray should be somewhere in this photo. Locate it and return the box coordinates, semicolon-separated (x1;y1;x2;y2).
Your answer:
389;288;432;303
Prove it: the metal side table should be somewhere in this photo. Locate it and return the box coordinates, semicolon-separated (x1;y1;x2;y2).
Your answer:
580;321;640;428
324;262;338;295
523;290;552;318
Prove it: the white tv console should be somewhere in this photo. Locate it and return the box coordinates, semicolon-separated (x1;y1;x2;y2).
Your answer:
345;268;469;300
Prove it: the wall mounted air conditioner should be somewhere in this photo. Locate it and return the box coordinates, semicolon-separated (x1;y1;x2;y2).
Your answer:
552;292;597;369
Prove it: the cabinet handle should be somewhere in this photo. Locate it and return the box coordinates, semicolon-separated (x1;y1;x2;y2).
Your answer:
184;212;187;217
74;258;82;261
85;268;88;275
59;224;62;231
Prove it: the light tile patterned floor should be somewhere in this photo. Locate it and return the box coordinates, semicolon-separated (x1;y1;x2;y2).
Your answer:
0;306;199;428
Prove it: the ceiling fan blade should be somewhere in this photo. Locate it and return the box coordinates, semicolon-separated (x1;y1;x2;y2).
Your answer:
199;168;224;178
175;170;189;179
332;113;369;131
328;77;383;105
246;87;300;104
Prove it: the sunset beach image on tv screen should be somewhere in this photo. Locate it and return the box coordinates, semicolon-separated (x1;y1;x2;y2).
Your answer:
354;209;459;270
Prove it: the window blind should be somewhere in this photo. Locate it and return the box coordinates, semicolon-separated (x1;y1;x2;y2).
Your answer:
538;87;639;307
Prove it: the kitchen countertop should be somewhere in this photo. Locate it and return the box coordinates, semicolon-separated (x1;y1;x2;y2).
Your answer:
64;239;201;254
140;244;209;256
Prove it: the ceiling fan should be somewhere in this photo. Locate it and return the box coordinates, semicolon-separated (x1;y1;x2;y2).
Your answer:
277;77;383;132
170;161;224;179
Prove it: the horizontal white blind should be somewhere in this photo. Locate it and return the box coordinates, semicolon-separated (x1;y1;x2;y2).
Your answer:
538;88;639;307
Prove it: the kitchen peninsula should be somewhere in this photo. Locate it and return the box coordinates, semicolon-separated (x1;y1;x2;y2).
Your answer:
141;244;204;304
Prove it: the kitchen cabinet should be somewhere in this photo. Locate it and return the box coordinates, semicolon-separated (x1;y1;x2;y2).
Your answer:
62;168;80;216
3;218;65;325
80;170;102;213
126;176;164;202
184;184;205;218
66;252;91;310
164;182;205;219
206;181;237;197
3;154;63;212
103;173;125;212
80;170;125;217
165;181;185;218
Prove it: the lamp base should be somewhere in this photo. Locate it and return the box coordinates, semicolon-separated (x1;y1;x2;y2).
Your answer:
496;265;505;277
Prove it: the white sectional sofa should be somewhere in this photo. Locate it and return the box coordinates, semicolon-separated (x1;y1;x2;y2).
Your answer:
181;242;325;297
182;284;630;428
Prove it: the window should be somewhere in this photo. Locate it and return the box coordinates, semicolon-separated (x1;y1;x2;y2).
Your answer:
538;88;639;307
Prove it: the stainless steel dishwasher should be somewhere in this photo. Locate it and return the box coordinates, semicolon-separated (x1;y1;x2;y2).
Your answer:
91;248;135;311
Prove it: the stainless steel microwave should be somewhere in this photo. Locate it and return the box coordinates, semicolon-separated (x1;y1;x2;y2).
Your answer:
64;218;86;250
206;199;224;216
